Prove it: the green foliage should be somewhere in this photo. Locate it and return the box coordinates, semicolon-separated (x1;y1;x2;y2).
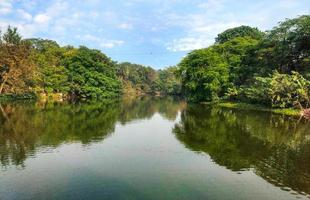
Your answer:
256;15;310;76
0;93;37;101
117;62;157;95
218;102;300;116
177;15;310;109
219;36;260;85
155;66;181;95
178;47;229;102
62;46;121;99
117;62;181;96
29;39;69;94
216;25;264;44
2;26;22;45
1;28;123;100
241;71;310;108
1;15;309;106
178;31;263;102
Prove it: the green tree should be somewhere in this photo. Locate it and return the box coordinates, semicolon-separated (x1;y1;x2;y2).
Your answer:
28;39;69;94
218;36;261;85
215;25;264;44
62;46;121;99
117;62;158;95
155;66;181;95
257;15;310;76
177;47;229;102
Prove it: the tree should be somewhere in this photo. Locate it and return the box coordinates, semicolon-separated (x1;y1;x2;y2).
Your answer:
117;62;158;95
62;46;121;99
155;67;181;95
218;36;261;85
257;15;310;76
215;25;264;44
28;39;69;94
177;47;229;102
0;26;35;94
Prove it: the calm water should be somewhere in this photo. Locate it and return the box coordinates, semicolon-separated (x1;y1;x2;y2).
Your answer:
0;97;309;200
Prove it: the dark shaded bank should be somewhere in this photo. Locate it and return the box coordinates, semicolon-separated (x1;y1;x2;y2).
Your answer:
0;93;37;102
201;101;301;116
174;104;310;196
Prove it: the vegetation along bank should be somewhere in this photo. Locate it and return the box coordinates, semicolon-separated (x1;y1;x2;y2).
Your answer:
0;15;309;116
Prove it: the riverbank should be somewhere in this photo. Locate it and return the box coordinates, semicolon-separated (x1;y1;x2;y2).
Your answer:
0;94;302;117
201;101;301;116
0;93;37;102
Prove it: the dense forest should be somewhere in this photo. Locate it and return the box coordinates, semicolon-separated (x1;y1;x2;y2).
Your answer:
178;15;310;108
0;29;180;101
0;15;309;109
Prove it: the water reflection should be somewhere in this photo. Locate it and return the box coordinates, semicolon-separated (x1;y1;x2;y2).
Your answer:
0;98;310;198
0;97;184;168
173;104;310;195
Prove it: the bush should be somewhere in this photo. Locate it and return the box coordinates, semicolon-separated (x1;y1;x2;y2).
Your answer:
0;93;37;101
241;71;310;108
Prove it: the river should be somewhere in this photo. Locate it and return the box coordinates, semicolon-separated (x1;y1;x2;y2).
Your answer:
0;97;309;200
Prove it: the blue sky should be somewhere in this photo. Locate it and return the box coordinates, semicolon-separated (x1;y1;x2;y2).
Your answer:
0;0;309;69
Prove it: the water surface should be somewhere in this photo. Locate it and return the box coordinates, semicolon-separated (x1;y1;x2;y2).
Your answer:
0;97;309;200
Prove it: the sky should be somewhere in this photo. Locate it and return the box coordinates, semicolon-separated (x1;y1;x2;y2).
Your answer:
0;0;309;69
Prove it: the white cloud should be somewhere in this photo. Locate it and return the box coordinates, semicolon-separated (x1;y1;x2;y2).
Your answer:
11;0;69;37
0;0;307;57
118;23;133;30
0;0;12;15
198;0;224;11
17;9;32;21
78;34;124;49
83;34;101;41
34;14;51;24
167;37;214;52
164;0;308;52
100;40;124;48
166;13;244;52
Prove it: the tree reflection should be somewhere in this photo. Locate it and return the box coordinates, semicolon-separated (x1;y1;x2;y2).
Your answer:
1;99;309;196
119;96;186;123
173;105;310;195
0;97;183;168
0;101;120;167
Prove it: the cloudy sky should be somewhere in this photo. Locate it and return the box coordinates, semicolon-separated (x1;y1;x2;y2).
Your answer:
0;0;309;68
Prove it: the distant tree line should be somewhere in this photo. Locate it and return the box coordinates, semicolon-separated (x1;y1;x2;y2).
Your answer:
117;62;181;96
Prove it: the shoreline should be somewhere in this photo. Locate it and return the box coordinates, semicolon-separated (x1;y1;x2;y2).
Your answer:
201;101;301;116
0;94;302;117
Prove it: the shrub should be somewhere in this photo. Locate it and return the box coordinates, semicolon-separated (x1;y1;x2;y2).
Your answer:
241;71;310;108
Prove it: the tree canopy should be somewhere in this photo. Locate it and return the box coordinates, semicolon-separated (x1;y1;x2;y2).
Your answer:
0;26;35;94
215;25;264;44
178;15;310;108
